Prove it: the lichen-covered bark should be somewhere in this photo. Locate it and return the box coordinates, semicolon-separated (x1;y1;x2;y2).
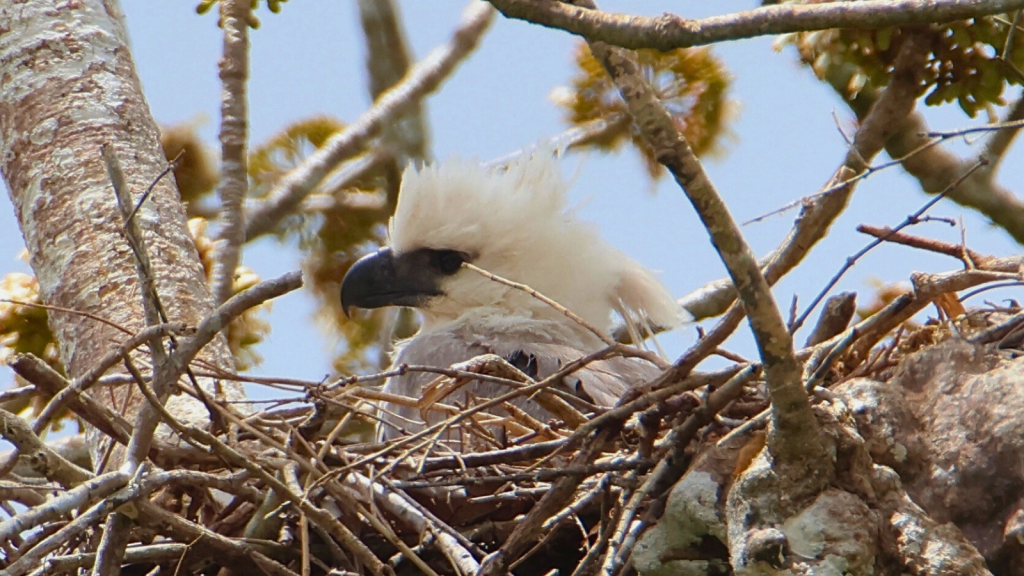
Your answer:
636;337;1023;576
0;0;240;461
840;340;1024;575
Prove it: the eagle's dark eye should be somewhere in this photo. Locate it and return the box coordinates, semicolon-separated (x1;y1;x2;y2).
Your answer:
435;250;465;275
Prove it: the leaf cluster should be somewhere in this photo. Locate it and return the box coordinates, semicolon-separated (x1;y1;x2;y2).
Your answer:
0;271;69;425
195;0;289;28
247;117;399;374
556;42;734;179
188;218;272;372
0;272;55;368
782;7;1024;117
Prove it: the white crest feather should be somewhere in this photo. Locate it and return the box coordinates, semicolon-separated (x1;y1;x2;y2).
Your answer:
388;148;686;333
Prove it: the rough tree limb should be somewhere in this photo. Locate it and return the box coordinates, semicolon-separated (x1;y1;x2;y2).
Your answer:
820;64;1024;243
580;11;826;477
487;0;1024;51
210;0;252;305
0;0;244;462
676;30;933;325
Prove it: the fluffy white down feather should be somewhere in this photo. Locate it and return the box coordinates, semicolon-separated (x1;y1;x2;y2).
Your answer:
379;149;686;439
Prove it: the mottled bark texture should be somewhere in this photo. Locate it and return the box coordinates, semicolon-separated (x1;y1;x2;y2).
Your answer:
209;0;250;306
635;338;1024;576
0;0;241;464
839;340;1024;576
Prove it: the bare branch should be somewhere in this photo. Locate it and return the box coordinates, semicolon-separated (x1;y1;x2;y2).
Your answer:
102;144;176;480
857;224;993;264
8;355;132;445
130;370;391;576
358;0;430;161
34;323;190;436
0;407;92;488
346;472;480;574
573;5;827;485
672;33;930;326
600;365;758;573
805;292;857;347
42;544;188;573
244;1;494;241
980;94;1024;175
464;262;617;347
820;55;1024;243
210;0;252;305
791;158;989;333
3;485;136;576
170;270;303;372
136;500;300;576
486;0;1024;51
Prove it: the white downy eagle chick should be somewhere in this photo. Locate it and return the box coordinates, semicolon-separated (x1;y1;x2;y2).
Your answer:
341;149;687;439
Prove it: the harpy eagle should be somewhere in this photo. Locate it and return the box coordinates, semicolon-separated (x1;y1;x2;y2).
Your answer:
340;150;686;440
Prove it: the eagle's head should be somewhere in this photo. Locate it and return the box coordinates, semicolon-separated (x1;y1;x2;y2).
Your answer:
341;149;686;336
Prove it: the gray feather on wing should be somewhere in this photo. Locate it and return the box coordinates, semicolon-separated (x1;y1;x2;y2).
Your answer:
378;318;661;440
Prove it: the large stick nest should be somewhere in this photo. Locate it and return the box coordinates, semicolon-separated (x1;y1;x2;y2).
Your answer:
3;256;1024;575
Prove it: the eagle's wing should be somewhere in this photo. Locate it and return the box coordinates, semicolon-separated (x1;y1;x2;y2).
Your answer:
379;318;661;440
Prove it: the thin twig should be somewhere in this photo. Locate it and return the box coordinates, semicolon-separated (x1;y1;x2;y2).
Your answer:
791;158;989;333
129;366;392;576
101;145;174;474
464;262;617;346
856;224;991;266
124;149;184;225
33;323;190;436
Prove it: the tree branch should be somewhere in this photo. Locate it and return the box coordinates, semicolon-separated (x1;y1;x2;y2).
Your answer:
358;0;430;162
980;92;1024;174
487;0;1024;51
0;407;92;488
665;33;931;328
130;369;391;576
0;471;122;546
572;7;827;484
243;1;493;241
210;0;252;305
101;145;175;477
170;270;303;374
820;61;1024;243
889;111;1024;242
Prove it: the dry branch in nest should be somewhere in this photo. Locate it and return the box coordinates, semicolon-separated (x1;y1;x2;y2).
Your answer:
2;244;1023;575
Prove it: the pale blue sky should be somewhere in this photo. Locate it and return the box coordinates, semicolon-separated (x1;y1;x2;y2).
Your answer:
2;1;1021;388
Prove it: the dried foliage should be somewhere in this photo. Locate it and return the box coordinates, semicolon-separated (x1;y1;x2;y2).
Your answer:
554;42;733;179
247;115;400;373
160;121;218;208
0;272;56;370
189;218;271;371
780;5;1024;117
0;272;65;424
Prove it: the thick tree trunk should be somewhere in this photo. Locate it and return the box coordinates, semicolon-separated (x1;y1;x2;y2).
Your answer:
0;0;241;466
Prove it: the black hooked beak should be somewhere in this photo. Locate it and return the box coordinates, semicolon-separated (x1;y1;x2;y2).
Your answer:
340;247;445;317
